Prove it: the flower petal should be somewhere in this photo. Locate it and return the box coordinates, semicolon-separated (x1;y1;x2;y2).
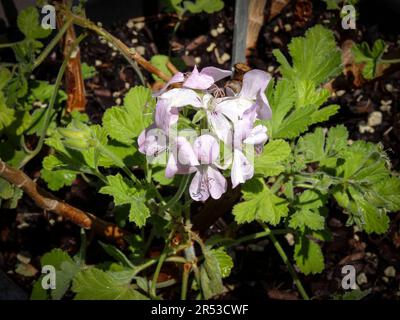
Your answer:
154;99;179;133
231;149;254;188
243;125;268;145
215;97;253;123
138;125;167;157
189;169;210;202
239;69;271;100
200;67;232;83
193;134;220;165
207;111;233;144
153;72;185;97
159;88;202;109
184;66;231;90
207;165;227;200
255;89;272;120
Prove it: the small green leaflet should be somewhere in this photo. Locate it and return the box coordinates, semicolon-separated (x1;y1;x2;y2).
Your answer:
254;139;290;177
72;267;148;300
0;92;15;131
31;249;80;300
294;234;324;275
81;63;97;80
99;174;150;227
273;25;342;86
289;190;326;231
352;40;386;80
150;55;173;82
40;155;77;191
209;247;234;278
183;0;224;14
17;7;52;39
233;179;288;225
102;86;155;145
200;248;225;299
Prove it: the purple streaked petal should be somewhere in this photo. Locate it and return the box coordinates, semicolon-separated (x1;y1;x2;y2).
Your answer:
239;69;271;100
189;169;210;202
255;89;272;120
159;88;202;109
207;165;227;200
138;125;167;157
153;72;185;97
231;149;254;188
183;66;231;90
193;134;220;165
154;99;179;133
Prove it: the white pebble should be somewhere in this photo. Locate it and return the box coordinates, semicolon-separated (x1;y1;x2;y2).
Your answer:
135;22;145;30
115;98;122;105
367;111;383;127
384;266;396;278
206;42;216;52
357;273;368;285
336;90;346;97
217;26;225;34
285;233;295;246
194;57;201;64
95;59;102;67
125;82;130;89
219;53;231;64
359;122;374;134
385;83;394;92
131;38;138;44
273;25;280;33
284;24;292;32
210;29;219;37
136;46;146;55
126;20;135;29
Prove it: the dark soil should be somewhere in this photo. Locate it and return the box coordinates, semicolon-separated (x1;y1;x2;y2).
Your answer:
1;0;400;300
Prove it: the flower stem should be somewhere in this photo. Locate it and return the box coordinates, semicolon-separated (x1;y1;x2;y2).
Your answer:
150;247;168;298
381;58;400;64
261;223;310;300
163;174;191;211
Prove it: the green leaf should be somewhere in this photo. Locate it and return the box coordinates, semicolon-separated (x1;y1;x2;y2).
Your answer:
17;7;51;39
273;25;341;86
40;155;77;191
39;249;80;300
0;93;15;131
72;268;148;300
183;0;224;14
352;40;386;79
209;247;233;278
149;55;173;82
102;86;155;144
254;139;290;176
200;248;224;299
0;178;14;200
99;241;135;269
99;174;150;227
233;179;288;225
81;63;97;80
294;234;324;275
334;289;371;300
325;125;349;156
371;177;400;211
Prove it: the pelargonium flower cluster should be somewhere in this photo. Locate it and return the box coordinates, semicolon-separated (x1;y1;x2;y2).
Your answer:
138;66;272;202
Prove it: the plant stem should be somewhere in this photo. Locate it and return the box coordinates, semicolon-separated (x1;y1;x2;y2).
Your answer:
150;248;168;298
18;33;87;169
163;174;191;211
270;175;286;193
181;263;190;300
223;229;290;249
261;223;310;300
33;18;73;70
381;58;400;64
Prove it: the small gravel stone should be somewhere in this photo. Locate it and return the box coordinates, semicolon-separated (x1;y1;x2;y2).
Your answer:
136;46;146;55
384;266;396;278
17;253;31;265
336;90;346;97
219;52;231;64
95;60;102;67
367;111;383;127
285;233;295;246
115;98;122;105
284;24;292;32
358;122;374;134
217;26;225;34
134;22;145;30
210;29;219;37
194;57;201;64
126;20;135;29
206;42;216;52
357;273;368;285
131;38;138;44
267;66;275;73
385;83;394;92
273;25;280;33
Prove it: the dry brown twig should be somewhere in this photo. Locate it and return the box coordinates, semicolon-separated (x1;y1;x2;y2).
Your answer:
0;159;129;246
